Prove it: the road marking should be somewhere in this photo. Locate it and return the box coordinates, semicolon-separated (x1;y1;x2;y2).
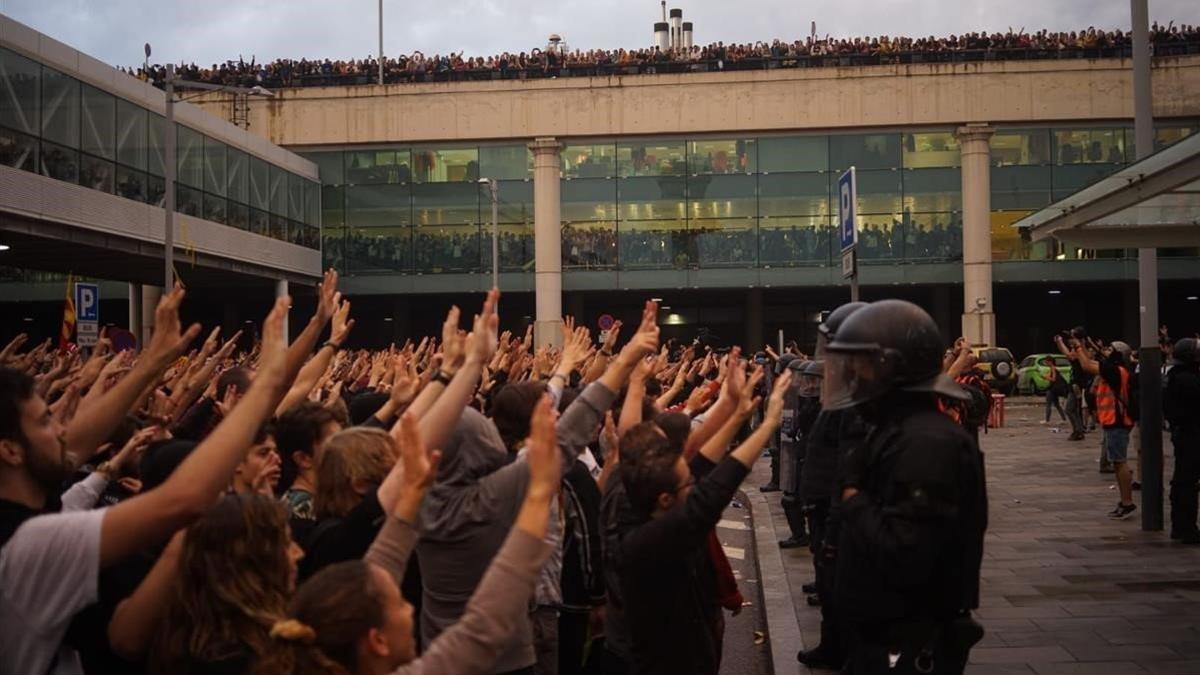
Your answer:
718;519;749;531
722;545;745;560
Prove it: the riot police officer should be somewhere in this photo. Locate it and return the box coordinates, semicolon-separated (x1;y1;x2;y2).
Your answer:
763;352;801;492
1167;337;1200;544
823;299;987;674
796;301;868;669
779;357;818;548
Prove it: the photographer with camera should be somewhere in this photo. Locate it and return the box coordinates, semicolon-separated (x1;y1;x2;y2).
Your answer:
1055;329;1093;444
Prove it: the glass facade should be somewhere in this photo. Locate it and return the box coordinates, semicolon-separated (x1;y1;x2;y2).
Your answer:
0;46;319;249
305;122;1199;275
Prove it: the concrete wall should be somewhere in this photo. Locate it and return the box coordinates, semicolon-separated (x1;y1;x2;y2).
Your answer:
190;56;1200;147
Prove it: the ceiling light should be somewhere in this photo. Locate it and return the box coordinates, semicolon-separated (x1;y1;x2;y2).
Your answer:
1188;296;1198;301
0;244;10;251
1048;290;1062;295
384;317;394;322
23;317;33;322
651;297;663;302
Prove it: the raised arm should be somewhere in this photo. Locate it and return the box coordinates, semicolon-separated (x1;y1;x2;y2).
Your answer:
97;297;292;567
1075;344;1100;375
697;363;763;465
275;273;353;415
618;356;653;435
107;530;185;659
64;285;200;463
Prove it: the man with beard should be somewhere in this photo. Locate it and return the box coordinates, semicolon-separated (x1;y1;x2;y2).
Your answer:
0;289;294;675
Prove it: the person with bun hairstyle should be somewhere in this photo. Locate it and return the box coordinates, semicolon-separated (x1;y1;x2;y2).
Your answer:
255;396;559;675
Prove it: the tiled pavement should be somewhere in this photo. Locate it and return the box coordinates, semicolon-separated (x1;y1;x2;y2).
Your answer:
752;398;1200;674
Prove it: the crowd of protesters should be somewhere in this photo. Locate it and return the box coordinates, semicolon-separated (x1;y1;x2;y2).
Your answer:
124;23;1200;89
2;265;1196;675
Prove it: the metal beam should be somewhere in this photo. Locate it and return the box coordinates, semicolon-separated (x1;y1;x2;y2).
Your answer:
1050;224;1200;248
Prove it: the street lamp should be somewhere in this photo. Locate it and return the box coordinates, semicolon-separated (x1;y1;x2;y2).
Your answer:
161;62;273;291
478;178;499;290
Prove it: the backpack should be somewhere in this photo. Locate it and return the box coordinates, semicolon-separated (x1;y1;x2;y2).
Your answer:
958;371;993;433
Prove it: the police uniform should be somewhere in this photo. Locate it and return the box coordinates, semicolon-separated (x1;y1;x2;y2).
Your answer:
1167;338;1200;543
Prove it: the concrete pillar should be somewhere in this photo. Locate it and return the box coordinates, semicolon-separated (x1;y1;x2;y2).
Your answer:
275;279;290;341
956;124;996;346
530;137;563;349
746;287;764;351
128;284;143;347
140;286;162;350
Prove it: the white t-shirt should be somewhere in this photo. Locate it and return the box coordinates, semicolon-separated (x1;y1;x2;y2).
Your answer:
0;507;106;675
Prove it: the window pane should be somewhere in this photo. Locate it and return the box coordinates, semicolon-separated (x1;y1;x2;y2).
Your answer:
991;129;1052;166
203;137;227;196
759;217;831;266
176;125;203;188
491;180;532;224
759;172;830;217
991;210;1057;261
617;140;686;177
905;213;961;260
759;136;827;173
414;225;480;273
322;227;345;272
346;227;412;273
40;141;78;182
412;182;478;225
479;145;531;180
249;156;269;210
619;220;687;269
1053;128;1127;164
203;193;227;224
412;147;477;182
687;138;756;174
902;167;961;212
322;185;345;228
270;165;287;215
617;176;686;222
1;48;40;136
227;201;249;231
148;114;165;177
693;218;757;267
271;214;288;241
249;208;270;236
0;127;38;172
563;222;616;269
115;165;146;202
991;165;1051;210
80;84;115;160
177;184;201;217
227;148;248;203
561;143;616;178
855;215;903;260
147;174;165;207
115;98;146;170
491;224;534;273
305;180;320;226
1154;125;1196;152
562;177;616;221
902;132;959;168
41;67;79;148
288;173;304;221
829;134;901;171
300;151;344;185
345;149;410;184
1052;163;1123;200
687;174;756;219
80;154;114;193
855;169;903;215
346;184;411;227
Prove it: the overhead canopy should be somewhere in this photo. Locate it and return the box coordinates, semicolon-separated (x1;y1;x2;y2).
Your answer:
1014;131;1200;248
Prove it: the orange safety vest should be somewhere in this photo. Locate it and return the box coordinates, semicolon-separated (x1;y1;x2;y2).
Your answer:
1094;365;1133;428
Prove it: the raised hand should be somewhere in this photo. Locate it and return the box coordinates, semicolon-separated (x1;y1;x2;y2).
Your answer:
251;452;282;496
526;394;561;500
618;300;660;363
330;298;354;346
467;288;501;365
257;297;291;384
762;370;792;429
145;283;202;368
559;326;592;373
315;268;341;323
440;306;465;370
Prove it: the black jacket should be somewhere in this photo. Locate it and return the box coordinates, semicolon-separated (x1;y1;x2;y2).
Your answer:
616;455;746;675
836;404;987;625
801;408;867;503
1166;364;1200;434
561;461;604;612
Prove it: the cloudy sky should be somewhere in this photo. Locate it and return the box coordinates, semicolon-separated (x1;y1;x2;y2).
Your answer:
3;0;1194;68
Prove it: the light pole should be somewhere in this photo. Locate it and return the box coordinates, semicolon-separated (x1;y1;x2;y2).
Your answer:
479;178;499;289
378;0;385;85
161;63;273;290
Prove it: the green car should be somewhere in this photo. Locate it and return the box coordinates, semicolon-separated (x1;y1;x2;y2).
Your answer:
1016;354;1073;395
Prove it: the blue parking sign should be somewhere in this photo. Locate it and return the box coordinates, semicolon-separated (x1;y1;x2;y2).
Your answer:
838;168;857;252
75;283;100;322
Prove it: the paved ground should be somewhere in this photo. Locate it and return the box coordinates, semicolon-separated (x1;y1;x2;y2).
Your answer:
717;493;773;675
752;398;1200;675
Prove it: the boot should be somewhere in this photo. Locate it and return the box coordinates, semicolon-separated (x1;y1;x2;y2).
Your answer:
779;495;809;548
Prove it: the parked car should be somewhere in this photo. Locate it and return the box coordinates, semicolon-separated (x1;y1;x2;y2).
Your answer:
970;346;1017;395
1017;353;1073;395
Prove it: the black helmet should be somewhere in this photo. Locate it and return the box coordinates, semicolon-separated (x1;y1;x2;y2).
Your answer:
792;359;822;398
775;352;800;375
1173;337;1198;366
815;302;868;358
821;299;968;410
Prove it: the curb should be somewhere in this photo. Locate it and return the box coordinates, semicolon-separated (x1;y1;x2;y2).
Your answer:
745;486;805;675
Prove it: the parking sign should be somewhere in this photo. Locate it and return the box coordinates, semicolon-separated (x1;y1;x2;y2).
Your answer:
75;283;100;347
838;167;857;252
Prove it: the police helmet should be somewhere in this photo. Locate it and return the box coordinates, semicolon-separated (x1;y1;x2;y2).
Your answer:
815;302;868;358
775;352;800;375
1173;337;1198;366
821;299;968;410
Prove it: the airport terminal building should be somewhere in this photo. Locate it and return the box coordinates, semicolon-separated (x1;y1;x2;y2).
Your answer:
3;12;1200;354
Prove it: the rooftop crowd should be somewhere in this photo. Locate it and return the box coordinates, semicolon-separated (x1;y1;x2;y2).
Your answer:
125;23;1200;89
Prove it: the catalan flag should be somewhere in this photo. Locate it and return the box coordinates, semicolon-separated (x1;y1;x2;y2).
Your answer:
59;273;75;352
